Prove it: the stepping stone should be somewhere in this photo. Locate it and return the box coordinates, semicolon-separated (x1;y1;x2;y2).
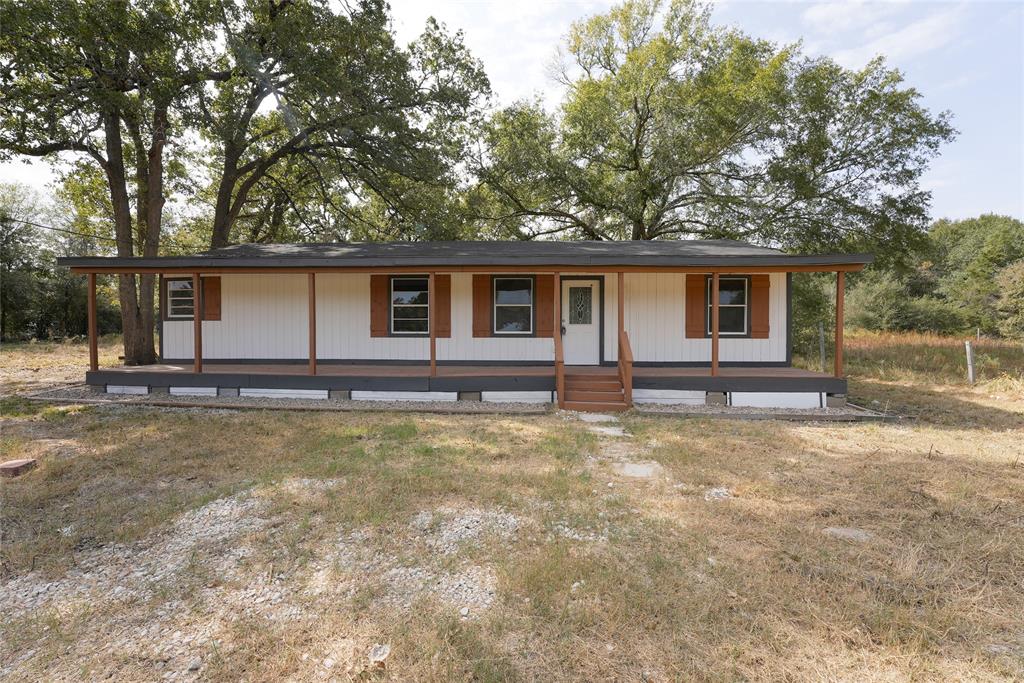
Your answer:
613;461;664;479
823;527;873;542
703;487;732;501
1;458;37;478
588;425;628;437
578;413;619;423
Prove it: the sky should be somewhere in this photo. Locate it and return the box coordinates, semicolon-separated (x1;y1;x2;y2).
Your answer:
2;0;1021;222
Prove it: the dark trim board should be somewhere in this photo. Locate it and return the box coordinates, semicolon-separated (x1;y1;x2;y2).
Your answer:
87;370;556;393
158;358;556;367
630;361;792;368
634;375;847;394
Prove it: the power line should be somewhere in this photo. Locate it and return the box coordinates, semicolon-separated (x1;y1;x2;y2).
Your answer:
3;216;195;252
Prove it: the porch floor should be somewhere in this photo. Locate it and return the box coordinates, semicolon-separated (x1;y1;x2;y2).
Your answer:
96;362;832;380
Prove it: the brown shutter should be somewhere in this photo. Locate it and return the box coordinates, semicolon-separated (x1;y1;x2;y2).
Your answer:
434;274;451;338
159;275;168;321
472;274;491;337
370;274;389;337
685;274;706;338
535;275;555;337
750;274;770;338
201;277;221;321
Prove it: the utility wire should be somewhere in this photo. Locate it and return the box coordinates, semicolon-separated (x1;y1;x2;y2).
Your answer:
3;216;195;252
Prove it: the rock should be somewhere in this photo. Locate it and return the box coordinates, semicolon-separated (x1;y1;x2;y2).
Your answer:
613;461;664;479
323;657;335;669
704;487;732;501
368;643;391;667
607;482;614;488
186;658;201;672
459;606;470;617
577;413;619;423
823;527;873;542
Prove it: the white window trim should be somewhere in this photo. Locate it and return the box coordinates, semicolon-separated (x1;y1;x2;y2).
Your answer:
493;277;534;335
706;276;748;336
390;276;429;335
166;279;196;320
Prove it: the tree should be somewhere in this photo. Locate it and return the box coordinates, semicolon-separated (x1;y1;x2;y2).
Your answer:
0;183;43;340
199;0;489;247
1;0;226;363
473;0;955;264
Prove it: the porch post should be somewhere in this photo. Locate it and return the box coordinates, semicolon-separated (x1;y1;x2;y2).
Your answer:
429;271;437;377
617;271;625;339
87;272;98;371
710;271;720;377
192;272;202;373
835;271;845;377
308;272;317;376
553;273;564;408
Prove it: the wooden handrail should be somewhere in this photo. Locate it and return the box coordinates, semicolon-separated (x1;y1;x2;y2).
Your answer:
618;329;633;407
553;273;565;408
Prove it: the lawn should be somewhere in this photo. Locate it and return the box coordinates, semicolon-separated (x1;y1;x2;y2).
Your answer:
1;333;1023;681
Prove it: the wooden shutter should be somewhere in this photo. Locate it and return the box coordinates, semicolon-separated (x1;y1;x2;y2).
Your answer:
750;274;770;338
685;274;706;338
370;274;389;337
535;275;555;338
472;274;491;337
434;274;451;338
201;277;221;321
159;275;168;321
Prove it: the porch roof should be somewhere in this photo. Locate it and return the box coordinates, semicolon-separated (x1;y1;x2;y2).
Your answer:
58;239;872;273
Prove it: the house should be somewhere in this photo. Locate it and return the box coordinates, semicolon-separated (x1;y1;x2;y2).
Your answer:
58;240;871;411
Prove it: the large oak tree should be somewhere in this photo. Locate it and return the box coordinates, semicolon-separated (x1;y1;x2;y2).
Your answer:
472;0;955;264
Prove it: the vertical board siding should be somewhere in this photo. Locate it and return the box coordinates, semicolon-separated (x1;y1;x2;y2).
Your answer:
163;271;787;364
623;272;787;363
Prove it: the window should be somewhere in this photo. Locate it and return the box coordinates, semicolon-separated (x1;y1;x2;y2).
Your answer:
706;276;748;335
390;276;429;334
166;279;195;319
493;277;533;334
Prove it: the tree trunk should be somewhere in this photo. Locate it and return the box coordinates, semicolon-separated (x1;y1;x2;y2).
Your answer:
210;149;241;249
102;110;156;365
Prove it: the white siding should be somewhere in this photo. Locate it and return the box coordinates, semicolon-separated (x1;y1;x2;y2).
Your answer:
163;271;788;364
622;272;787;363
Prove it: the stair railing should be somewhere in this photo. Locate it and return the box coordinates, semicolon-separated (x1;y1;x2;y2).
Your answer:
618;329;633;407
554;329;566;409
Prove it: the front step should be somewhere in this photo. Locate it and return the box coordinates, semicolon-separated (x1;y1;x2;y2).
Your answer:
563;400;629;413
563;371;628;412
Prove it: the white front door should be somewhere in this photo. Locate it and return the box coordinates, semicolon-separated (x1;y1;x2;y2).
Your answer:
561;279;601;365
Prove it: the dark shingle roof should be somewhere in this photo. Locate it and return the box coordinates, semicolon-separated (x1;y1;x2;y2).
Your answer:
58;239;872;269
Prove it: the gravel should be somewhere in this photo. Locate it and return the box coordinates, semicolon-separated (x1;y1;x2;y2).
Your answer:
27;385;550;414
637;403;872;418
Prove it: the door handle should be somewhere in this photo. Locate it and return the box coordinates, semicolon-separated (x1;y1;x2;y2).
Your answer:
560;320;567;336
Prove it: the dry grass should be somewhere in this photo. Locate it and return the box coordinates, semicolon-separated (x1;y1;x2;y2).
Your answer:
0;336;123;394
1;334;1022;680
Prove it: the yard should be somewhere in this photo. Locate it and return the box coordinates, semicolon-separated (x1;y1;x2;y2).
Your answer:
1;334;1022;681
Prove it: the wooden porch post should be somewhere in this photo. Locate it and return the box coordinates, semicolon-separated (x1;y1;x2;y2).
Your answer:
428;271;437;377
553;273;564;408
308;272;317;376
835;271;845;378
192;272;202;373
710;272;720;377
87;272;98;371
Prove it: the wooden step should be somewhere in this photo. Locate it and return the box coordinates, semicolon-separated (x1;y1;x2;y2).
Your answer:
565;379;623;392
565;389;624;402
563;400;629;413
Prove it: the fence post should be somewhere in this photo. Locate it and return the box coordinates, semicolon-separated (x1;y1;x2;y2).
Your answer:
818;321;826;374
965;340;975;385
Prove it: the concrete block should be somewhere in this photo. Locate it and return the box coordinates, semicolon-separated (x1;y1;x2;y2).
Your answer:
826;394;847;408
458;391;482;402
87;384;105;394
705;391;728;406
329;389;351;400
217;387;240;397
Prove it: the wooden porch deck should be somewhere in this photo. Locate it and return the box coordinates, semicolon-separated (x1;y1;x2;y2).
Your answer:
96;362;831;380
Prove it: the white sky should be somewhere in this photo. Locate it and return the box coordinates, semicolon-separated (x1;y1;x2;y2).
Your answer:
2;0;1021;222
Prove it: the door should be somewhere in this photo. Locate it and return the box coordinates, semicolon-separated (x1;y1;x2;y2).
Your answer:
561;279;601;365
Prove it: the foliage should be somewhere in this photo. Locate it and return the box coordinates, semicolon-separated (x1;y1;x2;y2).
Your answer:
789;273;833;362
846;215;1023;338
472;0;954;265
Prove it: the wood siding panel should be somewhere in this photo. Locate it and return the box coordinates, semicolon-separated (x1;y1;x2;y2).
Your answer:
472;274;491;338
369;274;389;337
435;274;451;338
685;274;705;338
750;274;770;338
535;274;555;338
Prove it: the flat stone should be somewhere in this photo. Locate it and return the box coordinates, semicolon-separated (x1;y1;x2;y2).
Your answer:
823;527;873;542
703;487;732;501
577;413;619;423
368;643;391;666
0;458;37;478
613;461;664;479
588;425;628;437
